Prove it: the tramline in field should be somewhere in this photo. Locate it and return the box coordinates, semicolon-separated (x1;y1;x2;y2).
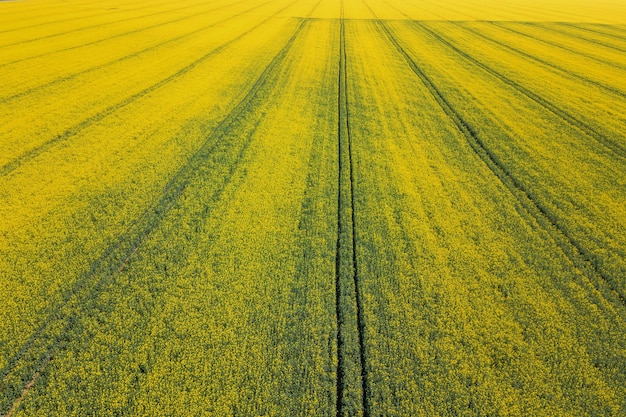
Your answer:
1;0;625;415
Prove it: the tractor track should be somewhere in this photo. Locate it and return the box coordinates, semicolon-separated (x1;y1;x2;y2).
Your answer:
489;22;626;72
533;22;626;54
335;4;370;416
0;0;166;35
558;22;626;43
371;0;626;343
0;0;262;105
0;0;251;69
454;23;626;100
0;9;315;414
416;22;626;160
0;0;295;178
0;0;211;48
374;20;626;316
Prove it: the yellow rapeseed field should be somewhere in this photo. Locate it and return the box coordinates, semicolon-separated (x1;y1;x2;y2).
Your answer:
1;0;625;415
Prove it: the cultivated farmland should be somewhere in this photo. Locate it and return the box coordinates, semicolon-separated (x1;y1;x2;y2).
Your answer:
1;0;625;415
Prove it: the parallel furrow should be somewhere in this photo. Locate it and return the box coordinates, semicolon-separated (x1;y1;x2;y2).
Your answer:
0;0;263;103
0;15;313;415
490;22;626;72
416;23;626;159
0;0;289;177
345;32;371;417
533;23;626;54
0;0;248;69
559;22;626;43
378;21;626;314
0;0;157;34
336;6;370;417
379;0;413;20
0;0;194;48
455;23;626;100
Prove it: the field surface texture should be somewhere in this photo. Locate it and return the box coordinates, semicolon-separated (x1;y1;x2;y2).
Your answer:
1;0;626;415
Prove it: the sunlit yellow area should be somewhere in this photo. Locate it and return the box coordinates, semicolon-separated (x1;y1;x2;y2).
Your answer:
1;0;625;415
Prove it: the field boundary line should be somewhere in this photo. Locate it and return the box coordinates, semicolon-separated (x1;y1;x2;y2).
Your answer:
376;20;626;315
0;0;289;177
0;10;311;408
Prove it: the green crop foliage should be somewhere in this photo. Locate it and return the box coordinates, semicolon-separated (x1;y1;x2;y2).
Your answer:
1;0;625;415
